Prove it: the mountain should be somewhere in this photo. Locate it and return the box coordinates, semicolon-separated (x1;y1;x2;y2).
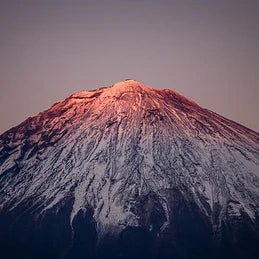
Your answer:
0;79;258;259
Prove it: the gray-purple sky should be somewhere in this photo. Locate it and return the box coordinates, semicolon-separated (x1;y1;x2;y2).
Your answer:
0;0;258;134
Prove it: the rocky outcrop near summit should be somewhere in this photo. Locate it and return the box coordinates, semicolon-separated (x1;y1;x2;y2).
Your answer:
0;80;259;258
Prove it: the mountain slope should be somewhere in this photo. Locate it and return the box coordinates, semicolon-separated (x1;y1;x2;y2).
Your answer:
0;80;259;258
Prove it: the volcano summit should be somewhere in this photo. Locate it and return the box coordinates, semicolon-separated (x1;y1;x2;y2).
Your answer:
0;80;258;258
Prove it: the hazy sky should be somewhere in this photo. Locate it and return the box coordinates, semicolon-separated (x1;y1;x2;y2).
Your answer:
0;0;258;134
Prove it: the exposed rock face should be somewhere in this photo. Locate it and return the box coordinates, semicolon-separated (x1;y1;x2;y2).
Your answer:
0;80;258;258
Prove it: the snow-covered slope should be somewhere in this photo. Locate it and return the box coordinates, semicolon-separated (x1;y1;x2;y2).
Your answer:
0;80;258;258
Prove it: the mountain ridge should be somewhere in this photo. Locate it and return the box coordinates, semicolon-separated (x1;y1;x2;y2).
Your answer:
1;79;258;138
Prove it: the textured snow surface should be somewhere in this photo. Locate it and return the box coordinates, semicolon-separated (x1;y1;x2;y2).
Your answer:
0;79;259;237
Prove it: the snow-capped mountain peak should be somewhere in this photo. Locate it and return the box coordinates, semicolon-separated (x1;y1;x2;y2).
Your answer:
0;80;258;258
